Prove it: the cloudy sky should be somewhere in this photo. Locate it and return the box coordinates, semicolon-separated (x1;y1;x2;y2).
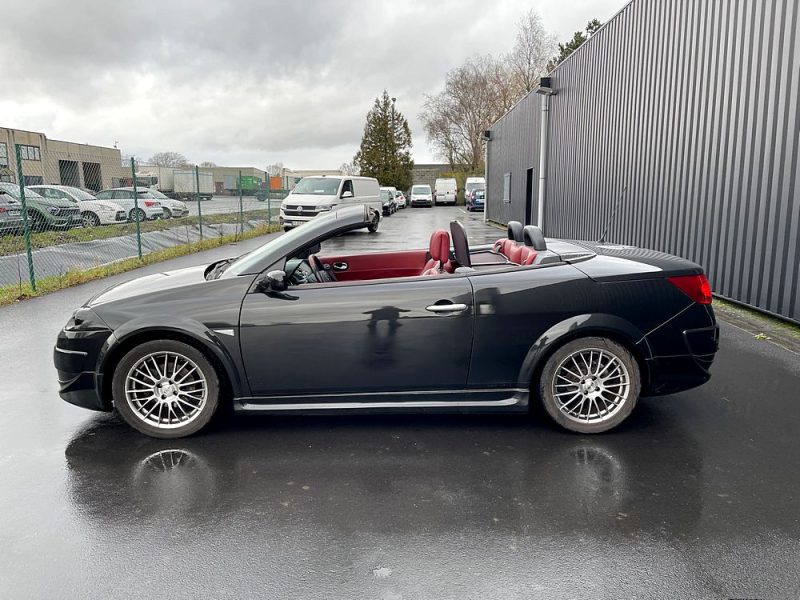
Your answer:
1;0;625;169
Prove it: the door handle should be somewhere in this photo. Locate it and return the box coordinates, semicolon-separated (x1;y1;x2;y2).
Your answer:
425;303;468;313
332;262;349;271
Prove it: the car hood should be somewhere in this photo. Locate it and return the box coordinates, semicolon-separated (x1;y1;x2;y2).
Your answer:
87;265;209;306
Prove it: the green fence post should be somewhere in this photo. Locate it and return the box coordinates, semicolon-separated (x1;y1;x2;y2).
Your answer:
195;165;203;241
130;158;142;259
13;145;36;292
238;169;243;236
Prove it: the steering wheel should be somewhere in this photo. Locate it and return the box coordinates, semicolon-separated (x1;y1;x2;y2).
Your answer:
309;255;336;283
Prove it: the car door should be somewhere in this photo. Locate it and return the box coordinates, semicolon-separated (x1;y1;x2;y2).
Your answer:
239;275;474;398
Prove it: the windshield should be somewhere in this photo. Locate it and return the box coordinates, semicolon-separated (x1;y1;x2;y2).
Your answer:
292;177;341;195
0;183;44;199
380;190;393;200
466;183;485;192
412;185;430;194
474;190;486;199
65;187;97;200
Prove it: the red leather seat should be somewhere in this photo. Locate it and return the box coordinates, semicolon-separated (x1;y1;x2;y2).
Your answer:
421;229;450;275
493;238;536;265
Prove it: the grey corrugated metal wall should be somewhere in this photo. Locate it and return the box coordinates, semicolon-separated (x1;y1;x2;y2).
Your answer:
487;0;800;323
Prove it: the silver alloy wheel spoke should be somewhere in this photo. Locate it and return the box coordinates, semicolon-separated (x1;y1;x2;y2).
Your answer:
552;347;631;424
124;351;208;429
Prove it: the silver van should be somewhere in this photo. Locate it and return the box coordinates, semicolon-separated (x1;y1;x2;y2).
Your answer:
280;176;382;231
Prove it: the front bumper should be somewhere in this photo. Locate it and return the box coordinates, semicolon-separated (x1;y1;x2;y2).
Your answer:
54;325;113;412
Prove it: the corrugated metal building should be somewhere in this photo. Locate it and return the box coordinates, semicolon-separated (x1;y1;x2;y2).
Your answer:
486;0;800;323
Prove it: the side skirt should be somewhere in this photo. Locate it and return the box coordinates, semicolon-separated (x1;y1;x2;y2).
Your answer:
235;388;529;414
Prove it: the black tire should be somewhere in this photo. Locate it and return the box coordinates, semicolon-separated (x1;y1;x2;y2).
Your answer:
367;214;380;233
284;226;291;232
81;212;100;228
112;339;221;439
129;208;146;222
538;336;641;434
163;208;173;219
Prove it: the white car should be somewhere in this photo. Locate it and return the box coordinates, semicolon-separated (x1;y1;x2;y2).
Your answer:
148;189;189;218
409;184;433;207
280;176;382;232
394;190;407;208
95;188;163;222
28;185;127;227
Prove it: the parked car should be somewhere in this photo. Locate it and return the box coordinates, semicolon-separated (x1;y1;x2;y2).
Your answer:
279;176;381;232
379;187;398;215
464;177;486;202
466;189;486;212
95;188;163;222
54;205;718;439
394;190;407;208
433;178;458;206
28;185;127;227
0;190;23;235
147;189;189;218
409;184;433;207
0;182;82;231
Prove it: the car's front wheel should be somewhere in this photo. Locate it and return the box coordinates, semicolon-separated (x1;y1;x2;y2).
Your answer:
81;212;101;228
538;337;640;434
112;339;221;438
367;213;380;233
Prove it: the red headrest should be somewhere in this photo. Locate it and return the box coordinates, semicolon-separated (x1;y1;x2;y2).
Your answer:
518;246;537;265
429;229;450;262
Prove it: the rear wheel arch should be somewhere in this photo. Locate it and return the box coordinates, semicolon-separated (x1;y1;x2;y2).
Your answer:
519;316;651;400
99;328;236;410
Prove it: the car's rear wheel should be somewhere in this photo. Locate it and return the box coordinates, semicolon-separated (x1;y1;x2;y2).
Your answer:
81;212;100;228
163;208;173;219
112;340;220;438
129;208;146;222
538;337;640;434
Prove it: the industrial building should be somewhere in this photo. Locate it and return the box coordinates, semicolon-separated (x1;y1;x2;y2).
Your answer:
486;0;799;322
0;126;128;190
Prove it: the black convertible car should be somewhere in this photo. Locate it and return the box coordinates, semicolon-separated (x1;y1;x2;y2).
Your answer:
54;205;718;438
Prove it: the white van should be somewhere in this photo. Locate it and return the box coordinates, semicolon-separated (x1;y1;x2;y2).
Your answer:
464;176;486;200
434;178;457;205
409;184;433;207
280;176;382;231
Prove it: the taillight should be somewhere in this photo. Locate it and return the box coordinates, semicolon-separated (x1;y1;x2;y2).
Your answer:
668;274;712;304
0;207;6;213
144;201;155;207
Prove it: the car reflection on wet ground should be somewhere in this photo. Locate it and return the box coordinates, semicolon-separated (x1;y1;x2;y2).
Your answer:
1;207;799;598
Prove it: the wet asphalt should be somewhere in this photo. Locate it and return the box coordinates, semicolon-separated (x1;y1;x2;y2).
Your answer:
1;206;799;599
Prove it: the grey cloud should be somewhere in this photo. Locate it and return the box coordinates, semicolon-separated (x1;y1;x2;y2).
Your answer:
1;0;625;167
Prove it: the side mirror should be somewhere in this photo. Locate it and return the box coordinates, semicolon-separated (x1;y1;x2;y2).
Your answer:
258;270;287;293
341;190;354;199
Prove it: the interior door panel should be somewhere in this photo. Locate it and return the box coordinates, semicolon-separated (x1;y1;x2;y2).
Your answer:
318;250;427;281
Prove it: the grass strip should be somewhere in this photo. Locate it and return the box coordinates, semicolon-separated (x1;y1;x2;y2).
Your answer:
0;223;279;307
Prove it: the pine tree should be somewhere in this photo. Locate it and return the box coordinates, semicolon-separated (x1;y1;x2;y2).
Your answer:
354;91;414;191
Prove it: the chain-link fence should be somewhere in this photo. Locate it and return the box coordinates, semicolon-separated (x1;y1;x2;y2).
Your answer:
0;148;285;300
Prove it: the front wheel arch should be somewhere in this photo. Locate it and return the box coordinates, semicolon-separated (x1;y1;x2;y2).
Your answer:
99;329;235;411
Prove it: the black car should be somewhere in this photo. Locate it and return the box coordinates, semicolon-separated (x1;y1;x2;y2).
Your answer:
54;205;718;439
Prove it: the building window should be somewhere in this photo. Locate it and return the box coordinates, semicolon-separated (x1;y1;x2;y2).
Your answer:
503;172;511;203
0;142;8;167
23;175;43;185
19;145;41;161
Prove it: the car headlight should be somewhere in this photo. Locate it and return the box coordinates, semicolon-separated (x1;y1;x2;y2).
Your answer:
63;307;107;332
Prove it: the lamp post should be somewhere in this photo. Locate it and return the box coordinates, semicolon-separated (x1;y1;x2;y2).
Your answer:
390;97;396;175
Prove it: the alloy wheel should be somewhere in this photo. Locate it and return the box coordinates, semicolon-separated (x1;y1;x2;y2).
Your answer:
552;348;631;424
124;351;208;429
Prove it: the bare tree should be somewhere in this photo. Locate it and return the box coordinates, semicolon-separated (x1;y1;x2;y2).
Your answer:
265;162;284;177
420;56;510;171
148;151;188;167
506;10;557;95
199;161;217;167
339;161;360;176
